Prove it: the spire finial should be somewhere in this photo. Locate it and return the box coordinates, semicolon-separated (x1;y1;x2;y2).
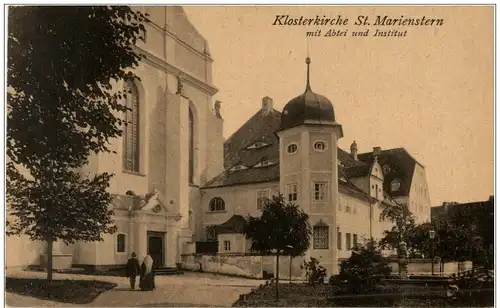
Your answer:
305;57;311;91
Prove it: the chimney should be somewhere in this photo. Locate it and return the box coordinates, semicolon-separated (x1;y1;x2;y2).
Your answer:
350;141;358;161
373;146;381;161
261;96;273;116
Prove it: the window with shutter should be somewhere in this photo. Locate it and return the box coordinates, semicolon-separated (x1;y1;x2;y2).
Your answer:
123;80;140;172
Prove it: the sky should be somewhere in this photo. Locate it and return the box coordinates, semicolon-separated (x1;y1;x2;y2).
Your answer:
183;6;494;206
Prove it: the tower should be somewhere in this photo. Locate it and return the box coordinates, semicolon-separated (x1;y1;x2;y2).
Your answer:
276;57;343;275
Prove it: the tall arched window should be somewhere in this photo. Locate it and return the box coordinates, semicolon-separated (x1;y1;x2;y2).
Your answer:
123;80;140;172
188;107;194;184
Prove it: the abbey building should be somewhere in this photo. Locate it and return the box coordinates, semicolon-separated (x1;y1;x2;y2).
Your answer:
6;6;431;275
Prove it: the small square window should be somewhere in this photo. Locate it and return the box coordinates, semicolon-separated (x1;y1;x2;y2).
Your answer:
224;240;231;251
314;182;327;201
287;183;298;202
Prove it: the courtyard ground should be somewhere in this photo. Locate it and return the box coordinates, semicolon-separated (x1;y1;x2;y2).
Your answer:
5;269;265;307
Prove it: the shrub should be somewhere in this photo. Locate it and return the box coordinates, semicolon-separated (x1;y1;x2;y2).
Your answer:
301;257;327;286
338;240;391;294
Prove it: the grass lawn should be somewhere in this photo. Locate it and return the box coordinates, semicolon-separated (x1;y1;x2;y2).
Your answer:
5;277;117;305
233;282;495;307
233;283;335;307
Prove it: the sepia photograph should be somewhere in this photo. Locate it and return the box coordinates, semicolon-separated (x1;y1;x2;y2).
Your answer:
4;4;495;307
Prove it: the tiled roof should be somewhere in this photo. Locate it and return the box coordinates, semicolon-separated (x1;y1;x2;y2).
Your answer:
223;109;281;170
339;179;378;203
203;108;417;200
203;164;280;188
357;148;417;197
337;148;367;168
344;164;372;178
215;214;247;234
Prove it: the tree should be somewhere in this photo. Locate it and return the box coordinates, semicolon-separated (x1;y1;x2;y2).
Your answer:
244;194;312;300
7;6;148;281
379;197;418;255
432;206;489;265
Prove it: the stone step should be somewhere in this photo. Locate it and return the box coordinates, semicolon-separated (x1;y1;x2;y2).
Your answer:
154;267;184;275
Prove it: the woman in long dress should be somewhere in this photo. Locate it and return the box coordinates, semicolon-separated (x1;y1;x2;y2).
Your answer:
139;255;155;291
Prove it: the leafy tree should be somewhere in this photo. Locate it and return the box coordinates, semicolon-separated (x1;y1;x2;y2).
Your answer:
432;206;489;265
379;197;418;254
7;6;148;280
244;194;311;300
408;204;491;267
338;239;392;294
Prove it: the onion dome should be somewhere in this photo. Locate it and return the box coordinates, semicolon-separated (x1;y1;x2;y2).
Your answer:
280;57;336;131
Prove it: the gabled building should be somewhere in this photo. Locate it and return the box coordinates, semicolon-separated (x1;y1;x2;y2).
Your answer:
199;57;431;274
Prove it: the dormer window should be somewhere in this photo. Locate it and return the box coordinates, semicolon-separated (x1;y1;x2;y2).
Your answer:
391;179;401;192
286;143;298;155
229;165;248;172
313;140;327;152
246;141;270;150
254;160;275;168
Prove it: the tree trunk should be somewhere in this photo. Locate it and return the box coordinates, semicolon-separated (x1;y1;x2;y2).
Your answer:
289;255;292;283
47;233;53;281
275;251;280;301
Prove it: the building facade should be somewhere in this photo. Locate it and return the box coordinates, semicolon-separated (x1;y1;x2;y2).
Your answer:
6;6;224;270
199;58;431;274
6;6;431;275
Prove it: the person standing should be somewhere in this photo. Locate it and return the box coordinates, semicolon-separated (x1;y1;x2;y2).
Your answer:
126;252;140;290
139;255;156;291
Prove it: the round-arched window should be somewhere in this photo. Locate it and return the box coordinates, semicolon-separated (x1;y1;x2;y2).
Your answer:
209;197;225;212
313;141;327;152
286;143;298;155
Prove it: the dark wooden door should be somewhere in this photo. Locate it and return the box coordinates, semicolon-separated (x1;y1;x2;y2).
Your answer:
147;232;164;269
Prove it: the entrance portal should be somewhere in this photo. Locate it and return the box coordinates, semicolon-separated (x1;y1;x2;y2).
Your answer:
147;231;165;269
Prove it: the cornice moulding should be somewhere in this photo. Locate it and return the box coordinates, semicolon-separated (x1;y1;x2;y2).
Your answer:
134;45;219;96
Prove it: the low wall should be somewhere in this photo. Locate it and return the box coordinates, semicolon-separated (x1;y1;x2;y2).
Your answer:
274;255;306;280
387;259;473;276
181;253;263;279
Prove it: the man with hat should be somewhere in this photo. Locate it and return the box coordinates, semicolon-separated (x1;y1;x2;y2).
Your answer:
126;252;141;289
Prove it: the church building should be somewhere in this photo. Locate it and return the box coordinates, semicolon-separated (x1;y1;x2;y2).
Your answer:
6;6;431;275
